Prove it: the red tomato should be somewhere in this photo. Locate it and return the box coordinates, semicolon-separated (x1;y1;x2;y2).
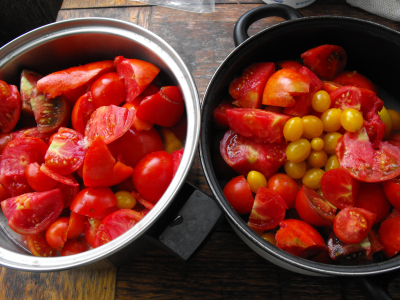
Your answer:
223;175;254;214
1;188;64;235
355;183;391;224
171;147;184;176
91;72;126;107
0;183;11;202
220;129;287;179
320;168;360;209
84;217;102;248
336;128;400;182
275;219;326;259
108;127;163;169
275;60;303;71
332;71;377;94
20;70;42;116
71;92;97;135
0;80;21;134
301;45;347;80
11;126;53;144
26;162;58;192
136;86;184;127
131;190;155;211
132;151;173;204
247;187;287;231
213;98;234;130
0;133;12;154
226;108;290;143
229;62;275;109
45;217;69;251
70;187;118;219
28;232;59;257
131;83;161;109
85;105;134;145
267;173;298;208
168;113;187;142
383;178;400;211
57;175;79;208
0;137;48;196
295;185;337;227
36;60;115;99
333;207;376;244
67;211;88;240
61;236;90;256
83;136;133;187
262;68;310;107
44;127;88;175
378;215;400;258
122;103;153;132
94;209;143;247
39;164;80;187
327;231;372;261
322;81;342;93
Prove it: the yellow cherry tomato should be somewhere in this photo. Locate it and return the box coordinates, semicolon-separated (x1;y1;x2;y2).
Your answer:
378;106;392;138
261;232;277;245
323;132;342;155
284;160;307;179
311;137;324;151
307;150;328;169
283;117;304;141
247;171;267;194
286;138;311;163
321;108;342;133
340;108;363;132
302;168;325;189
311;90;331;112
115;191;137;209
159;128;183;154
325;154;340;171
302;115;324;139
388;109;400;131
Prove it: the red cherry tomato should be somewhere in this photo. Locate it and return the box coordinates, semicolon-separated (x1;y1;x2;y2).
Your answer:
91;72;127;107
28;232;59;257
382;178;400;211
223;175;254;215
71;92;97;135
267;173;298;209
26;162;58;192
45;217;69;251
378;215;400;258
67;211;88;240
61;236;90;256
132;151;173;204
332;70;377;94
0;80;21;133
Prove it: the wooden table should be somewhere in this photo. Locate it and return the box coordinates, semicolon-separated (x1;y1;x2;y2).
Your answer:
1;1;400;299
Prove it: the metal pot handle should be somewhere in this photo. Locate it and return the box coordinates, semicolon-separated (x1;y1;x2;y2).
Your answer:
354;270;400;300
233;4;303;47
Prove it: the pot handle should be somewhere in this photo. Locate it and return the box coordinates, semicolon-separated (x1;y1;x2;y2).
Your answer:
233;4;303;47
353;271;400;300
143;181;223;261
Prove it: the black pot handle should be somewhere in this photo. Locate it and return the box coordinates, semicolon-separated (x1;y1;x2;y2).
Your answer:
233;4;303;47
353;270;400;300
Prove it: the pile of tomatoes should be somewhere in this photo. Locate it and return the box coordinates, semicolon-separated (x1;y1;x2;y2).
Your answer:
214;44;400;263
0;56;186;256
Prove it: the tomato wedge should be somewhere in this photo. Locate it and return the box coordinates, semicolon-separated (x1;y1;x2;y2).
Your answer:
1;188;64;235
0;80;21;134
20;69;43;116
213;98;234;130
39;164;79;187
275;60;303;71
71;92;97;135
28;232;59;257
11;127;53;144
332;71;377;94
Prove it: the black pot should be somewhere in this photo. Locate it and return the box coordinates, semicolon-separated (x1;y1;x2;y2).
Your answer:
200;5;400;299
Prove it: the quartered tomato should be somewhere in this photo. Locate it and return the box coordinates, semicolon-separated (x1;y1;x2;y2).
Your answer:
225;108;290;143
262;68;310;107
0;137;48;196
229;62;275;109
0;80;21;134
45;127;88;175
336;128;400;182
320;168;360;209
383;178;400;211
71;92;97;135
301;45;347;80
91;72;126;107
378;215;400;258
61;237;90;256
220;129;287;179
1;188;64;235
275;60;303;71
45;217;69;251
275;219;326;259
213;98;234;130
94;209;143;247
28;232;59;257
20;69;42;116
332;70;377;94
247;187;287;231
223;175;254;214
26;162;58;192
85;105;135;145
114;56;160;103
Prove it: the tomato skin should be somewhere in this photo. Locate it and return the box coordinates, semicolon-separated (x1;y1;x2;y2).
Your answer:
67;211;88;239
378;215;400;258
333;207;376;244
61;236;90;256
332;71;377;94
91;72;126;107
322;81;342;93
383;178;400;211
70;187;118;219
28;232;59;257
84;217;102;248
26;162;58;192
132;151;173;204
171;147;184;176
11;127;53;144
0;183;11;202
275;219;326;259
1;188;64;235
45;217;69;251
122;103;153;132
295;185;336;227
223;175;254;214
213;98;234;130
267;173;298;209
71;92;97;135
20;69;43;116
0;81;21;134
275;60;303;71
247;187;287;231
229;62;275;109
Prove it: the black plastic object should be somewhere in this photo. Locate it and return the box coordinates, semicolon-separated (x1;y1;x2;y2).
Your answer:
353;271;400;300
144;181;223;261
233;4;303;46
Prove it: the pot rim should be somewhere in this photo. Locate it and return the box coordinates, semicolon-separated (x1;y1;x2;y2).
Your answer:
200;14;400;276
0;17;200;271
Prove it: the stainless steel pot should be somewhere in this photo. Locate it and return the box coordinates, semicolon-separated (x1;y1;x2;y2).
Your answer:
0;18;222;271
200;5;400;299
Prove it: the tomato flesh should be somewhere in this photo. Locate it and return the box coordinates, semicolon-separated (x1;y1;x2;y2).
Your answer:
71;92;97;135
0;81;21;134
20;70;42;116
28;232;59;257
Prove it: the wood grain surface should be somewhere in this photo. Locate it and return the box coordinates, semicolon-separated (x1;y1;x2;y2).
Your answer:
1;1;400;299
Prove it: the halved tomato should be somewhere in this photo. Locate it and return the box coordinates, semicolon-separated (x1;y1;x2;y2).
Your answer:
378;215;400;258
1;188;64;235
0;80;21;134
71;92;97;135
20;69;42;116
225;108;290;143
332;70;377;94
223;175;254;215
229;62;275;109
26;162;58;192
28;232;59;257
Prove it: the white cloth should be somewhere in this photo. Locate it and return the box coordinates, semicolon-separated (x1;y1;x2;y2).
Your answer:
347;0;400;22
